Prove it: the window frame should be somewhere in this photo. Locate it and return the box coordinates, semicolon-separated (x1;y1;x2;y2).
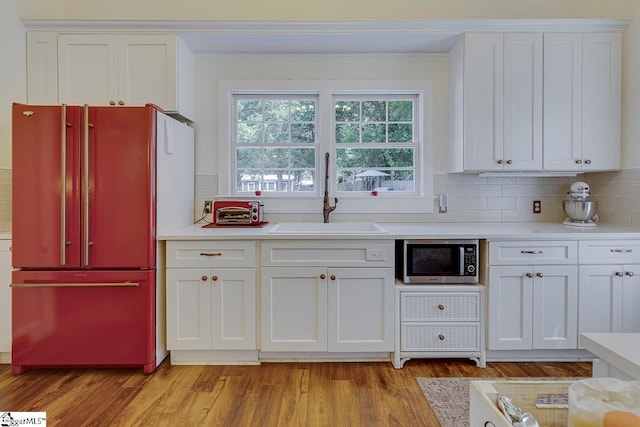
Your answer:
218;80;434;214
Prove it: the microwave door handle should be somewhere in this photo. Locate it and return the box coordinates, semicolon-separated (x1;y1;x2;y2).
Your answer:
459;247;465;275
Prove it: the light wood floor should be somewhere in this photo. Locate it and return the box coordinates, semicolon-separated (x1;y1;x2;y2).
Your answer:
0;358;591;426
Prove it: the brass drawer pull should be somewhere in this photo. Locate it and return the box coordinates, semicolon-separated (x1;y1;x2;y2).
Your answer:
438;334;445;341
200;252;222;257
437;304;445;311
521;250;543;254
610;249;632;253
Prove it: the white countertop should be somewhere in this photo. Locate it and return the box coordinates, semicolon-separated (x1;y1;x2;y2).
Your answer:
0;232;10;240
158;221;640;240
580;333;640;380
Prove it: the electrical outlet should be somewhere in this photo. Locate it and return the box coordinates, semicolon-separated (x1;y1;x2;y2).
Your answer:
204;200;213;214
533;200;541;214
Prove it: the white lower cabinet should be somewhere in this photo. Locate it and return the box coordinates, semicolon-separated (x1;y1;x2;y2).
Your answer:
488;265;578;350
0;239;11;362
166;268;255;350
486;241;579;351
578;240;640;336
165;241;257;363
394;285;485;368
260;240;394;354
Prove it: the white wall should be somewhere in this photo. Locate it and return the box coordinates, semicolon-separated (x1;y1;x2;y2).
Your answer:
0;0;26;169
193;53;448;177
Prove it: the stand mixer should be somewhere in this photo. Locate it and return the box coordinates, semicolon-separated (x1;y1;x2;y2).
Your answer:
562;181;599;227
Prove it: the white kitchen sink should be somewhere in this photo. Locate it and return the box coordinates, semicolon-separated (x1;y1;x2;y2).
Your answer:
268;222;389;234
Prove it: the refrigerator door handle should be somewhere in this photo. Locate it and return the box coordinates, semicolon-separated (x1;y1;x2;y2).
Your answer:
83;104;90;266
60;104;67;266
11;281;140;288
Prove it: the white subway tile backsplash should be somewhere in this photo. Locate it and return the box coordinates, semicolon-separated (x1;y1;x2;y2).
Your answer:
193;169;640;226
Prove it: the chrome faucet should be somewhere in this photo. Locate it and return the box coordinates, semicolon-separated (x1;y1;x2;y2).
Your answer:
323;153;338;223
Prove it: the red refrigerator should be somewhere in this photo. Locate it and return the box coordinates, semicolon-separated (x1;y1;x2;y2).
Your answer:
12;104;166;374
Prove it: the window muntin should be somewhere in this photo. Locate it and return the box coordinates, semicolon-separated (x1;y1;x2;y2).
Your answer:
334;95;417;194
234;95;318;193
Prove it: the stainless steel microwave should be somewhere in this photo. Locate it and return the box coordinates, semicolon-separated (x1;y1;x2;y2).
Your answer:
396;239;479;284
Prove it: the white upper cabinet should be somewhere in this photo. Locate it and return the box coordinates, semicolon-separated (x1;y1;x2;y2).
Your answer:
28;33;194;120
450;31;621;173
543;33;621;171
451;32;543;172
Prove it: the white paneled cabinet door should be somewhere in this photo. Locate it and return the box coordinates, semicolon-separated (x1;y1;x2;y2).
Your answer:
543;33;583;171
118;35;177;109
166;268;213;350
579;264;640;337
531;266;578;349
327;267;394;352
261;266;328;352
503;33;543;170
622;265;640;332
58;34;119;106
581;33;621;171
463;33;504;171
211;269;256;350
488;266;533;350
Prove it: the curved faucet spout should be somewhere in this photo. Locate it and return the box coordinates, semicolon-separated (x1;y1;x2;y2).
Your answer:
323;196;338;223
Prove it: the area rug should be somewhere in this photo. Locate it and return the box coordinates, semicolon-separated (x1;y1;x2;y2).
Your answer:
416;377;584;427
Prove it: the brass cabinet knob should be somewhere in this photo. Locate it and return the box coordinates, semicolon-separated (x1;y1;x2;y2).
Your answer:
615;271;624;277
437;304;445;310
211;275;218;281
497;159;504;164
438;334;445;341
525;272;534;278
201;275;207;281
109;100;116;105
584;159;592;164
626;271;635;277
118;100;124;106
330;275;336;280
536;272;544;278
575;159;583;164
320;274;326;279
506;159;513;164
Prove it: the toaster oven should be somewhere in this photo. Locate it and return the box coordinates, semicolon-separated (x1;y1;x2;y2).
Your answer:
214;201;263;225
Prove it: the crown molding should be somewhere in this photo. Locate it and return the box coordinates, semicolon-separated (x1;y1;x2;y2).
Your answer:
21;18;631;34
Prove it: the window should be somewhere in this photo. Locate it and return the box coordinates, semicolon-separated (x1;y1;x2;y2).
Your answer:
234;95;318;194
218;80;433;214
334;95;417;194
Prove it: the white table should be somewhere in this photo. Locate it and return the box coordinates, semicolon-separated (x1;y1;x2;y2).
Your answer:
580;333;640;380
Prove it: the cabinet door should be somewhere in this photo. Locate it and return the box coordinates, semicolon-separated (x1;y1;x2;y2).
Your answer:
58;34;119;105
532;266;578;349
0;240;11;354
166;268;212;350
463;33;504;171
327;267;394;352
27;32;58;104
211;269;256;350
261;266;327;351
578;265;622;336
118;35;178;109
543;33;583;171
488;266;533;350
622;265;640;333
582;33;621;171
503;33;543;170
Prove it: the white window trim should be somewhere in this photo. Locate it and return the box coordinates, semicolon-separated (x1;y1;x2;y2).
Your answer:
218;79;434;214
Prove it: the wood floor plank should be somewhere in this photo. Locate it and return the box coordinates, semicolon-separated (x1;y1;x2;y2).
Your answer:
0;358;592;426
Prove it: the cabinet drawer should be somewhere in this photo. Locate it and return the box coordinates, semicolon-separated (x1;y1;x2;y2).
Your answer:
167;241;256;268
489;241;577;265
579;240;640;264
401;323;480;351
261;240;394;267
401;292;480;322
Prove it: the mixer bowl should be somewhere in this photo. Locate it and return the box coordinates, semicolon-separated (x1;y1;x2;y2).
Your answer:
563;200;598;221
